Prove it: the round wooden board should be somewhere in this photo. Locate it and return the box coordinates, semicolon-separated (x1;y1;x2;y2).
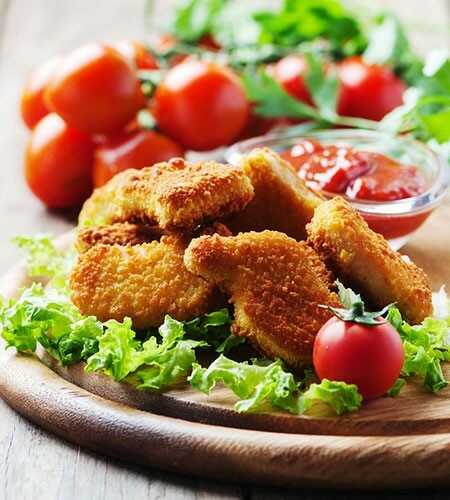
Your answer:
0;203;449;489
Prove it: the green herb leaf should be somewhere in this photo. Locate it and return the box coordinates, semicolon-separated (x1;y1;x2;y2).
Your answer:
304;52;339;120
171;0;226;43
253;0;367;57
363;12;422;84
241;69;322;121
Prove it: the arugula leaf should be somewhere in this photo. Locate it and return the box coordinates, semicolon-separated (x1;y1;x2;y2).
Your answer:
13;235;74;291
190;355;362;415
387;306;450;393
0;284;102;365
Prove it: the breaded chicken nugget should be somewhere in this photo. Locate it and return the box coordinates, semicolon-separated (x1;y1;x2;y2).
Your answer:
75;222;162;253
184;231;338;368
226;148;324;240
307;197;432;324
70;233;221;329
78;158;254;230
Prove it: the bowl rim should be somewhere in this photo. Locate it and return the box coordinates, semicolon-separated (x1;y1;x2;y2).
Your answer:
225;128;449;217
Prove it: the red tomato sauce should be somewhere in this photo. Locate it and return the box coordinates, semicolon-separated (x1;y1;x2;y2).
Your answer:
281;140;430;239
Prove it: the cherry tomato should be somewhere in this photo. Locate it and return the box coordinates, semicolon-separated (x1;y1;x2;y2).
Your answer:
153;59;249;151
269;55;313;105
25;113;94;208
114;40;158;70
20;56;61;129
313;317;404;400
45;43;145;134
93;129;184;187
337;57;406;121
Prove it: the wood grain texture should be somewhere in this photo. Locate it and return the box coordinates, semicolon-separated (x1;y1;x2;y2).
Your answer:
0;0;449;498
0;219;450;489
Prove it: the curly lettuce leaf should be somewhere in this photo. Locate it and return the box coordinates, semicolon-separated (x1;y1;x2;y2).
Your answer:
387;306;450;393
184;308;244;353
190;355;362;415
0;284;102;364
86;315;205;390
12;235;75;291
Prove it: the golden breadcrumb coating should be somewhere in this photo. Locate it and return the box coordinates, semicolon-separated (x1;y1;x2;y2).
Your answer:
307;196;432;325
70;233;222;329
78;158;254;231
184;231;338;368
226;148;324;240
75;223;162;253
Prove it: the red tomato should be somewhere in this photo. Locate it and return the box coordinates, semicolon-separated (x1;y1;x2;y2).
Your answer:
25;113;94;208
153;59;249;151
93;129;184;187
337;57;406;121
269;55;313;105
313;317;404;400
20;56;61;129
45;43;145;134
114;40;158;70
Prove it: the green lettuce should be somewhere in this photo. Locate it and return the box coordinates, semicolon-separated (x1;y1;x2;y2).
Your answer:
387;305;450;393
190;355;362;415
0;284;102;365
183;308;244;353
13;235;74;291
86;316;205;390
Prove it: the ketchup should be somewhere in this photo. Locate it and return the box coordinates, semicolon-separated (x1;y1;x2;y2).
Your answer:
281;140;427;201
281;140;430;240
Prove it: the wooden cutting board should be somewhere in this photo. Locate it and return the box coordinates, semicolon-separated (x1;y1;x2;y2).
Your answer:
0;201;449;489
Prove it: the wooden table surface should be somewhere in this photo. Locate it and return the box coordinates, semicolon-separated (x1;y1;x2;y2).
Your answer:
0;0;448;498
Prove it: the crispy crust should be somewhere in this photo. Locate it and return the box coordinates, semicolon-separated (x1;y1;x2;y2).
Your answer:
78;158;254;231
75;223;162;253
70;234;223;329
184;231;338;368
226;148;324;241
307;196;433;324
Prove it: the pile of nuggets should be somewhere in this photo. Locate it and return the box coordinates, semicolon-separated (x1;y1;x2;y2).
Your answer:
70;149;432;369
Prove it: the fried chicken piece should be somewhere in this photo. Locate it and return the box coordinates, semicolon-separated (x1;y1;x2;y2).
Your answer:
78;158;254;231
307;196;432;324
184;231;339;368
75;222;162;253
70;233;222;329
226;148;324;240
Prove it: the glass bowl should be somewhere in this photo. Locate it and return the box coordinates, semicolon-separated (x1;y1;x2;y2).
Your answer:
225;129;449;250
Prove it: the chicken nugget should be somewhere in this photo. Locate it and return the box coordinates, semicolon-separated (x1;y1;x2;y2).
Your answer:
78;158;254;230
70;233;221;329
75;222;162;253
307;196;432;324
184;231;338;368
226;148;324;240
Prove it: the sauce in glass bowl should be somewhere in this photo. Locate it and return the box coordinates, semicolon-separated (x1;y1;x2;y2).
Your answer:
226;129;448;250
